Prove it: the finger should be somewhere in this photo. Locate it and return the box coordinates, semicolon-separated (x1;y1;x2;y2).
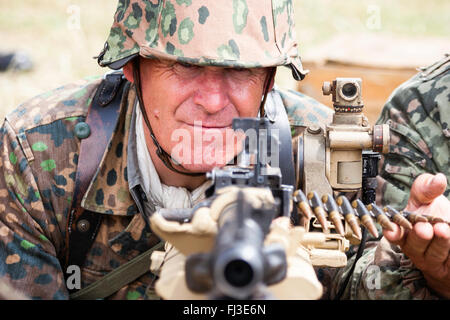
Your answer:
401;222;434;258
434;222;450;238
409;173;447;208
413;221;438;239
424;223;450;265
383;222;406;246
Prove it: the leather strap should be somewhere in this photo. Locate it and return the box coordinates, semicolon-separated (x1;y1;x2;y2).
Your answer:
69;241;164;300
64;72;128;281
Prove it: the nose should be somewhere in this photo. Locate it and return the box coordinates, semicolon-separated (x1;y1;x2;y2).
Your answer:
193;69;230;114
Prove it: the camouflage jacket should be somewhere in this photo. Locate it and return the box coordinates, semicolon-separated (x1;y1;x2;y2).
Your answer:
0;74;442;299
376;54;450;209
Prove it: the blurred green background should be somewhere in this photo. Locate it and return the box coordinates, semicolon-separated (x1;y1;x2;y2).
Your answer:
0;0;449;121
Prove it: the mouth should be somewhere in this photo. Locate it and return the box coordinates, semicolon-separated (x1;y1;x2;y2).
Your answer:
184;123;232;130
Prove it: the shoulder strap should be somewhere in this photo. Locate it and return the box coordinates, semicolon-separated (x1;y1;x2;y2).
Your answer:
64;72;128;282
69;241;164;300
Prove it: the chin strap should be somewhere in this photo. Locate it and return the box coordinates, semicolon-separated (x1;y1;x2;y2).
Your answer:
132;58;276;177
133;58;204;177
259;67;276;119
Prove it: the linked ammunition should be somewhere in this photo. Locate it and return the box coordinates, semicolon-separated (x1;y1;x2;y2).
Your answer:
384;206;413;230
402;211;428;224
336;195;362;239
295;191;449;240
402;211;450;225
427;216;445;224
322;194;345;236
293;189;313;220
366;203;395;232
352;199;379;238
307;191;329;232
426;216;449;224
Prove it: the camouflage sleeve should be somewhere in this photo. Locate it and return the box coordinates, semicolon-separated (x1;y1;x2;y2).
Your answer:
322;235;441;300
320;58;450;300
375;58;450;210
0;120;69;299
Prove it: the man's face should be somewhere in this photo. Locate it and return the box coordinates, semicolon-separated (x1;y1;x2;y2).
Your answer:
134;58;271;172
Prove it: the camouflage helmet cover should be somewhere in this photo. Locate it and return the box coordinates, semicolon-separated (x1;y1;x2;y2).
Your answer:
98;0;307;80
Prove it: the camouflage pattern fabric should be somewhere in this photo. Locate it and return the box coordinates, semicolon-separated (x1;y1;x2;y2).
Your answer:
320;229;442;300
0;77;332;299
376;54;450;210
319;55;450;300
98;0;307;79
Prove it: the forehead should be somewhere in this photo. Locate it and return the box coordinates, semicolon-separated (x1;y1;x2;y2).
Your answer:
141;57;270;73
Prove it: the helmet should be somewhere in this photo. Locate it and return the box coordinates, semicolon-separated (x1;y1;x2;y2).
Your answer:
98;0;307;80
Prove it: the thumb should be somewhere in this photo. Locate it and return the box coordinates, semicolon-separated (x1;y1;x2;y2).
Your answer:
408;173;447;208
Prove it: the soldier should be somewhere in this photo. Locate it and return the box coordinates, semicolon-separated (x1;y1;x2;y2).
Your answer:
377;54;450;208
0;1;448;300
368;53;450;299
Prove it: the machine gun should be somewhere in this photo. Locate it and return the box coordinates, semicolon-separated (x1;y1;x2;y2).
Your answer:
149;116;327;299
184;117;293;300
148;78;448;300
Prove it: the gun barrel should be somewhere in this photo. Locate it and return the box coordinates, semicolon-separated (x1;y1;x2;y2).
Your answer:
186;190;287;300
213;240;265;299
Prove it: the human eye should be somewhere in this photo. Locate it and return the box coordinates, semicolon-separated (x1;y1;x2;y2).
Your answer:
226;67;252;80
172;61;201;76
230;67;247;72
177;62;197;69
169;62;202;79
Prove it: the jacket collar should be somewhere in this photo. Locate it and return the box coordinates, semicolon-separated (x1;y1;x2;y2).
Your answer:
80;85;138;216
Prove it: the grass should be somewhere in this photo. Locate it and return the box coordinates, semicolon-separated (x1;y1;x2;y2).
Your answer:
0;0;449;120
294;0;450;47
0;0;117;118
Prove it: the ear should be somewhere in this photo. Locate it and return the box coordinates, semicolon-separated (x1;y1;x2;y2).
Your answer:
122;61;134;83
